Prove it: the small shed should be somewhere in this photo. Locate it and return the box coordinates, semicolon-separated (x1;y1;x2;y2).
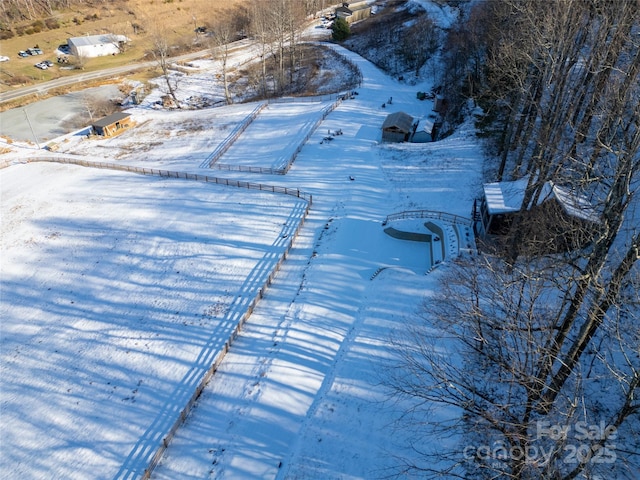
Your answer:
382;111;414;142
411;118;435;143
335;1;371;23
68;34;128;58
92;112;132;137
433;95;448;115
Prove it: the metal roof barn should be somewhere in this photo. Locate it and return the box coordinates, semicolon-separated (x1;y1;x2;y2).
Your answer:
68;34;128;58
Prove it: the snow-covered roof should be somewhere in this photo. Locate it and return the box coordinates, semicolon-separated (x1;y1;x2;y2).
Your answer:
418;118;434;134
549;182;600;223
483;177;529;214
483;178;600;223
382;111;414;133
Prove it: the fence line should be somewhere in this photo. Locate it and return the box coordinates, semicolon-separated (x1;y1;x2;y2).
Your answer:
26;156;312;203
215;91;349;175
214;163;284;175
139;199;311;480
267;92;345;104
384;209;473;227
18;155;312;479
278;94;346;174
201;102;267;169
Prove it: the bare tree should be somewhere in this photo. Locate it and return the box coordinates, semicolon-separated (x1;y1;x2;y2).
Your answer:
284;0;306;87
81;91;119;122
390;7;640;462
267;0;288;93
71;50;89;71
387;254;640;479
398;14;438;77
148;22;180;108
105;33;126;54
248;0;307;97
208;8;238;105
249;0;272;98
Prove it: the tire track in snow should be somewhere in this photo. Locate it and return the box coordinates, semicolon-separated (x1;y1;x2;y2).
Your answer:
275;283;370;480
204;198;347;478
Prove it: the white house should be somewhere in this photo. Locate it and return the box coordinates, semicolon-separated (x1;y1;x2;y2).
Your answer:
68;34;129;58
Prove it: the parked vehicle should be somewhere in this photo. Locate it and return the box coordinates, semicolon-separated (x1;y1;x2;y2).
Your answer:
0;55;9;62
18;51;30;57
34;62;48;70
27;47;43;55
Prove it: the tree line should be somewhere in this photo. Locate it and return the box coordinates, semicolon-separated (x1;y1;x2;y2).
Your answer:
390;1;639;478
1;0;87;23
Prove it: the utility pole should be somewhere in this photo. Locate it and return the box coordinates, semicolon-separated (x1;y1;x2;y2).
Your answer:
23;108;40;149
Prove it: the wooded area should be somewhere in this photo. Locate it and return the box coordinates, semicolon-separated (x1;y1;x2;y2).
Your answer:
2;0;95;23
391;1;639;479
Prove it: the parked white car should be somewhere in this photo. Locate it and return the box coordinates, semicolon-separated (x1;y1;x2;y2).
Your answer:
0;55;10;62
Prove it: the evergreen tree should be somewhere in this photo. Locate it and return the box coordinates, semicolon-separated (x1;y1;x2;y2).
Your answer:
332;17;350;42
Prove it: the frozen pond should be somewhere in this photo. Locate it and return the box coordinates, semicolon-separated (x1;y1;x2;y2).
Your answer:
0;84;121;144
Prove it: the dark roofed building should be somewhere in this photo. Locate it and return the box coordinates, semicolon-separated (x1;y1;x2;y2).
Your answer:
92;112;132;137
382;111;414;142
335;1;371;24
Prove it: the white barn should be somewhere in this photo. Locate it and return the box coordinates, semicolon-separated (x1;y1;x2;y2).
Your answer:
68;34;128;58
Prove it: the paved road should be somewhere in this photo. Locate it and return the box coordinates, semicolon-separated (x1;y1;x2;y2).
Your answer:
0;63;153;104
0;39;253;105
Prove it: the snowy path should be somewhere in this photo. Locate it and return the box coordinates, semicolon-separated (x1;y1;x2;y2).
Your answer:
151;44;475;479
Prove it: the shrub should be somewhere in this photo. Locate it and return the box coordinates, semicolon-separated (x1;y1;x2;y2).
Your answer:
31;19;44;31
45;18;60;30
332;18;350;42
0;29;15;40
5;75;32;86
131;23;144;34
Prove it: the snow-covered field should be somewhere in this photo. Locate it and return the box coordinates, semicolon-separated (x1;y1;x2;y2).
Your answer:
1;162;308;479
1;17;484;480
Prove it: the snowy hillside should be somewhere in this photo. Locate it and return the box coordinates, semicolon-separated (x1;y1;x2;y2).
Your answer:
1;23;484;480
